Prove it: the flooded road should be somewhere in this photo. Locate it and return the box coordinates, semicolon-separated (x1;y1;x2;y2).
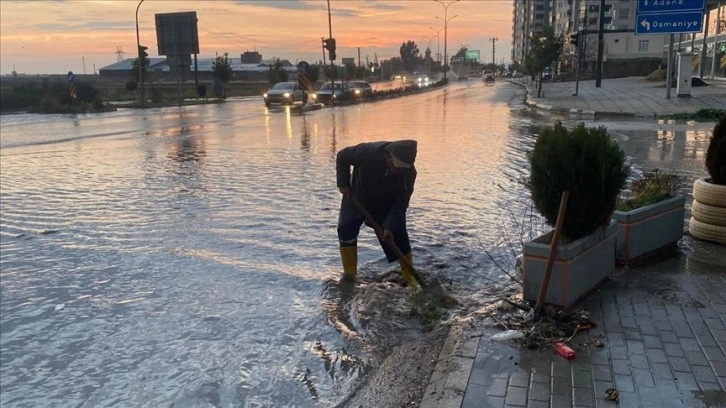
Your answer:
0;81;715;407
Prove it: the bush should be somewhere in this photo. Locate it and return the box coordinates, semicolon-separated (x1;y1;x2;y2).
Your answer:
617;170;684;211
529;122;629;241
706;115;726;185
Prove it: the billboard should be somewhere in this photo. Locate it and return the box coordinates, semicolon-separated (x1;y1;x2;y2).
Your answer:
155;11;200;56
465;50;480;61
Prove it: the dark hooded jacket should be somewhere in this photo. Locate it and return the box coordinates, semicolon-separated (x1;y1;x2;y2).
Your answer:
336;140;417;231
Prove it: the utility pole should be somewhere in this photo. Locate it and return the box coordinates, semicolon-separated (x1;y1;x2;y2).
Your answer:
489;37;498;66
358;47;361;68
666;34;674;99
135;0;146;107
700;13;710;78
326;0;336;101
595;0;605;87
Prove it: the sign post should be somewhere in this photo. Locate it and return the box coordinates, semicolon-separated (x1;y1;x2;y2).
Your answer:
635;0;705;99
297;61;311;107
635;0;705;35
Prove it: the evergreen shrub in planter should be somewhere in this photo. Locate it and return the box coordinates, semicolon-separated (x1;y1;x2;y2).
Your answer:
524;122;629;306
690;115;726;245
614;170;685;264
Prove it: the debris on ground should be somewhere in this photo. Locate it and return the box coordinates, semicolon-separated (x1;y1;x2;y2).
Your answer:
490;329;525;342
482;294;597;350
605;388;619;401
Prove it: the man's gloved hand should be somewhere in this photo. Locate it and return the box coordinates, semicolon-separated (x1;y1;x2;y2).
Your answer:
339;186;351;198
381;229;394;243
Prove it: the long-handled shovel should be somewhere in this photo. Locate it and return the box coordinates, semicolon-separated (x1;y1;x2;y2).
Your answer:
348;195;458;306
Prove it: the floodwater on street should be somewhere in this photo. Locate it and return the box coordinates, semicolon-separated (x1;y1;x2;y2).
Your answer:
0;81;716;407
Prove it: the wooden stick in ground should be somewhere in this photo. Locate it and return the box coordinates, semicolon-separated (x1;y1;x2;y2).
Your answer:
534;191;569;319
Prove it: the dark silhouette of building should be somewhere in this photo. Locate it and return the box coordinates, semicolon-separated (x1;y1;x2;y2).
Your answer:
241;51;262;64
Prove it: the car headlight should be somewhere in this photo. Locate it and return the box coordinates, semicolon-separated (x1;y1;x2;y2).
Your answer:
355;89;361;95
283;92;290;98
263;93;268;98
312;93;317;99
332;94;336;99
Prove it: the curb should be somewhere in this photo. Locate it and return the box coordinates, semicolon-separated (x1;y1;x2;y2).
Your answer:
418;324;479;408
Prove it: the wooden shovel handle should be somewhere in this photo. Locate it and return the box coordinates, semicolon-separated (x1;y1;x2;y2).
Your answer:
347;195;427;289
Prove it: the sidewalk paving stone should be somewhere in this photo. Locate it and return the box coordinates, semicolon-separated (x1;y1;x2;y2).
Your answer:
421;237;726;408
418;80;726;408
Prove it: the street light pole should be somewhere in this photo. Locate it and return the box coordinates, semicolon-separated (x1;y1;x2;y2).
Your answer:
429;26;442;62
489;37;498;66
135;0;145;107
434;0;459;80
422;35;433;51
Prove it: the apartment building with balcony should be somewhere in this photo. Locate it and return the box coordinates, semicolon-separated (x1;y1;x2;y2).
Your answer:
512;0;667;76
512;0;553;63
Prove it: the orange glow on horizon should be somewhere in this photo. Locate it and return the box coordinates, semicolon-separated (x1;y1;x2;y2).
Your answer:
0;0;514;75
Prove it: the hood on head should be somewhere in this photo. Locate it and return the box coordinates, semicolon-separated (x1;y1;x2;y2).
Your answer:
385;140;417;169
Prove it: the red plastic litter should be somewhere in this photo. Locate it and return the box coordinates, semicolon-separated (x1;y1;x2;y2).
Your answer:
555;342;576;360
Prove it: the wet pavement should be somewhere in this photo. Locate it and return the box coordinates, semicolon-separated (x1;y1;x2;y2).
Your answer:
1;78;723;407
420;79;726;408
514;77;726;117
0;81;536;407
422;237;726;408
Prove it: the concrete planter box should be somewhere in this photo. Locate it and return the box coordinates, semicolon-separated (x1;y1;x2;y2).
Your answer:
523;221;617;307
613;196;685;265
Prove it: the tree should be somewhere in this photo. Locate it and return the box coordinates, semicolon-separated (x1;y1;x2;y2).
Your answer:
129;56;149;83
453;46;468;60
344;62;357;80
355;66;368;79
525;26;565;97
307;65;321;82
388;57;403;77
212;52;234;83
399;41;420;73
266;60;290;84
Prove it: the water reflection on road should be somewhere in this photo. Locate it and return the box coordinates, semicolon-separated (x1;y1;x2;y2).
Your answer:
0;81;714;407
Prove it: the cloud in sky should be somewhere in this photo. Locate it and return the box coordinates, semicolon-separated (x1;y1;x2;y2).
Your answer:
0;0;515;75
234;0;321;11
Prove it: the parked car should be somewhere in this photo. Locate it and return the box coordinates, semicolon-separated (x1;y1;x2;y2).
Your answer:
312;81;351;105
263;81;304;107
348;81;373;99
542;67;552;80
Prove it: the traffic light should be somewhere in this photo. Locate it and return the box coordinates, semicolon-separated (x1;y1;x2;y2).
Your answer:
569;33;579;47
138;45;149;60
323;38;337;61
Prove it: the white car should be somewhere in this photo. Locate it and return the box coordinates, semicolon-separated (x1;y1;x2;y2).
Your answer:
263;81;305;107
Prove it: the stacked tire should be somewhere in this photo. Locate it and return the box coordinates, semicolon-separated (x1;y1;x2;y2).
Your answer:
689;178;726;245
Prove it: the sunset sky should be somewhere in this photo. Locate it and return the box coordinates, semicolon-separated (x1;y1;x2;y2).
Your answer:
0;0;515;75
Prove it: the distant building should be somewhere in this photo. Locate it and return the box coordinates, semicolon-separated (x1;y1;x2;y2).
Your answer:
98;57;297;82
241;51;262;64
513;0;723;78
97;58;170;80
511;0;665;77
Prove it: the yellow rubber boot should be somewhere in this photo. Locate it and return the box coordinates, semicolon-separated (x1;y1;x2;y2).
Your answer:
399;252;421;291
339;246;358;282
